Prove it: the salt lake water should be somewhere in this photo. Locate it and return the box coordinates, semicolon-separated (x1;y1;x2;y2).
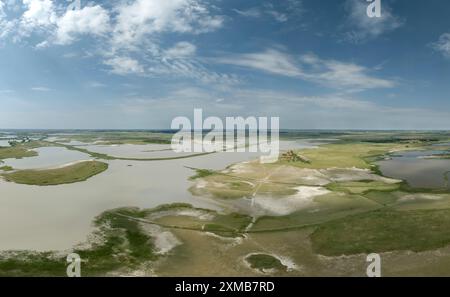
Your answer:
377;150;450;190
0;140;319;251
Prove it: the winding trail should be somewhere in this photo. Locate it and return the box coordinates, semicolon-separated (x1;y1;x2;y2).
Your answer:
115;212;321;235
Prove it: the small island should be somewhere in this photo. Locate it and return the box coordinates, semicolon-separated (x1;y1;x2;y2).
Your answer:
1;160;108;186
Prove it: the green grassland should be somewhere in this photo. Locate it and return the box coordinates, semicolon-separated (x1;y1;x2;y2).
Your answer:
188;138;450;262
278;142;417;169
188;142;414;201
1;161;108;186
310;208;450;256
251;192;382;231
279;130;450;144
0;166;13;171
326;180;401;194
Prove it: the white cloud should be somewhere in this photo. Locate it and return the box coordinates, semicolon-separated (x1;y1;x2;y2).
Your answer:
55;5;110;45
0;0;228;83
216;49;303;77
300;54;395;90
104;56;144;75
87;81;106;88
0;1;8;35
266;10;287;22
21;0;56;27
3;1;110;45
148;56;240;85
0;0;19;40
31;86;51;91
112;0;223;49
343;0;404;43
164;41;196;58
263;3;288;22
232;7;261;18
233;1;302;23
431;33;450;59
216;49;394;91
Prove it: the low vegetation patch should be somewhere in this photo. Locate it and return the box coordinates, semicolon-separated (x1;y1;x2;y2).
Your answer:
326;181;401;194
0;165;13;171
1;161;108;186
279;143;414;170
311;209;450;256
188;168;215;180
245;254;286;272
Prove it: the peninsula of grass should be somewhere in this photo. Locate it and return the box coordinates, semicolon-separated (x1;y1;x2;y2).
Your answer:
1;160;108;186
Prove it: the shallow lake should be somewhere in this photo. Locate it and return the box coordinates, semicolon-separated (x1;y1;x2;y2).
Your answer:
377;150;450;190
3;147;91;169
0;140;11;147
0;140;318;251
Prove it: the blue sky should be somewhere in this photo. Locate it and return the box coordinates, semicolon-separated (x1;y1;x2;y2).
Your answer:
0;0;449;129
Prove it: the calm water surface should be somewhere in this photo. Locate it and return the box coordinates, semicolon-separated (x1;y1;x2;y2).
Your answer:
0;140;318;251
377;150;450;190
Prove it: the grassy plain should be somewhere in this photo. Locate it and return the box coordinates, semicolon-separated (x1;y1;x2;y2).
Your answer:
311;209;450;256
1;131;450;276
